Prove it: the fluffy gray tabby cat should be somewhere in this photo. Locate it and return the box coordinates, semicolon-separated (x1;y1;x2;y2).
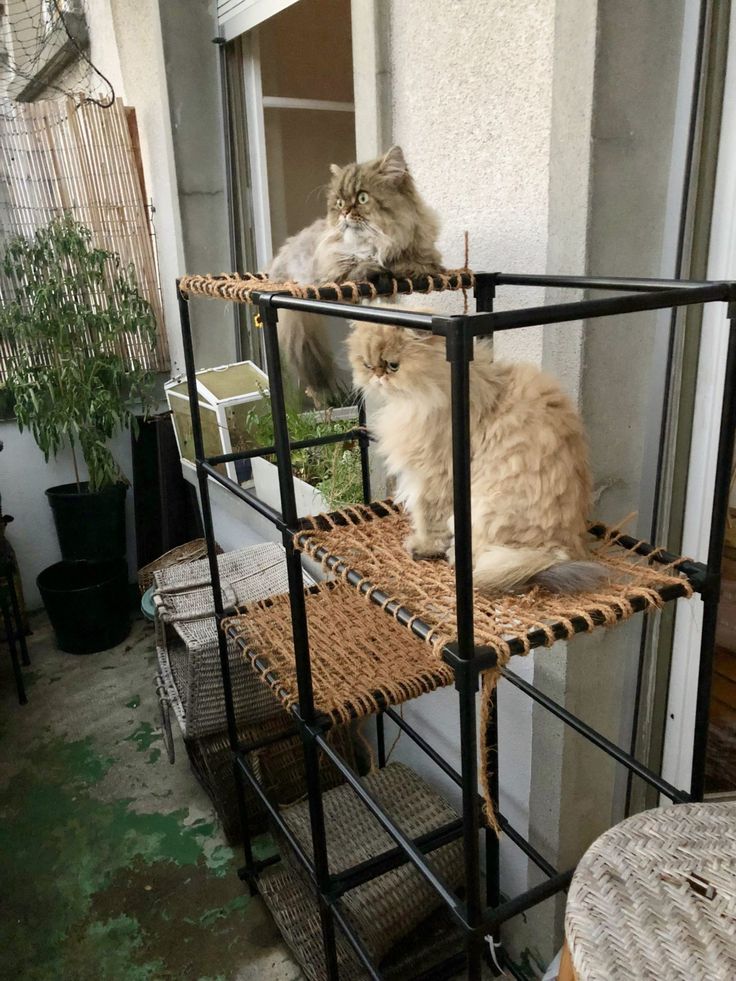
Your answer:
267;145;443;393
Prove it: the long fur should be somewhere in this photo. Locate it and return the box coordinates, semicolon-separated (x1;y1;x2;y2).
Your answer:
267;146;443;392
347;323;604;594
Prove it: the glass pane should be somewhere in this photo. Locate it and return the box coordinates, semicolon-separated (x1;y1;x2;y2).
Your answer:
264;107;356;250
259;0;353;103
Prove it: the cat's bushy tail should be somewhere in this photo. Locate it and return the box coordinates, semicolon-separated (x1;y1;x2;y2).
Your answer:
473;546;606;594
277;309;336;394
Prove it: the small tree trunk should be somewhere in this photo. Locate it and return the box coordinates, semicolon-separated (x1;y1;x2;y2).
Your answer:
70;439;81;492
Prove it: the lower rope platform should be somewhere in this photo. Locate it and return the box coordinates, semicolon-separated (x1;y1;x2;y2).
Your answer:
222;501;696;827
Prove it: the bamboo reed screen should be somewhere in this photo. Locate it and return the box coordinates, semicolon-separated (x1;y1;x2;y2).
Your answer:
0;97;169;380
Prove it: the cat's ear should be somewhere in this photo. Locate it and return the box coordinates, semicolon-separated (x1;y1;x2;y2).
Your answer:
329;163;342;177
379;145;408;181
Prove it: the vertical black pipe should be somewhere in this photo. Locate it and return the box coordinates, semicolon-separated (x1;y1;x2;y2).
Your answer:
357;396;372;504
446;315;483;980
214;37;242;360
6;569;30;666
1;580;26;705
259;297;340;980
376;713;387;769
691;303;736;798
358;395;384;764
474;279;500;922
178;289;256;880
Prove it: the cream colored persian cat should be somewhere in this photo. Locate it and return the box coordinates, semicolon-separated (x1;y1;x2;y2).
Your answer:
347;324;603;593
268;146;443;394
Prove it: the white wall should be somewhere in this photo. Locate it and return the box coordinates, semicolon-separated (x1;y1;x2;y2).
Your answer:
1;423;136;609
383;0;558;902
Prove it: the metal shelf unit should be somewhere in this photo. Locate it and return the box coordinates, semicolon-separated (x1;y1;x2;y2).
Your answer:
176;271;736;980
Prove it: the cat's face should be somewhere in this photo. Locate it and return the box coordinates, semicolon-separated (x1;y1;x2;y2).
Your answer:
327;146;410;234
347;323;448;400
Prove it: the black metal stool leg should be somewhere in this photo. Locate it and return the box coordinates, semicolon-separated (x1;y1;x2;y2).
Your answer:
6;572;30;666
2;594;27;705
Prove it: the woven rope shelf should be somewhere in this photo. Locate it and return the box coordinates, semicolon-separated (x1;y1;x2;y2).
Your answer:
565;801;736;980
222;502;694;823
293;501;695;659
178;269;474;305
224;581;453;725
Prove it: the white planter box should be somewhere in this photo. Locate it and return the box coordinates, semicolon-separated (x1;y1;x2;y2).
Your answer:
251;405;359;518
251;456;330;518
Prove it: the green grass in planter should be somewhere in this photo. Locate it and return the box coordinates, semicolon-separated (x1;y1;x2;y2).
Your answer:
240;391;363;511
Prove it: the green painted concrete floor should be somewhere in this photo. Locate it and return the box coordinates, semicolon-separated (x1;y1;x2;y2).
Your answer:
0;612;305;981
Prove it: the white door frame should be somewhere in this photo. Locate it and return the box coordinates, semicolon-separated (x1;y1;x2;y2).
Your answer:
662;0;736;791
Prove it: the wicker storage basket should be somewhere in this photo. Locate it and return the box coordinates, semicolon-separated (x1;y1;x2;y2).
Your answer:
261;761;464;981
153;542;314;739
138;538;222;594
186;723;358;844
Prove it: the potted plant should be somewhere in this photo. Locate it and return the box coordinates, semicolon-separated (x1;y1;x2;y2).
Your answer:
242;389;363;516
0;216;157;652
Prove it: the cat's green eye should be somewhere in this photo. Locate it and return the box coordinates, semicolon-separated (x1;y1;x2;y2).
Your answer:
357;191;369;204
386;361;400;372
335;197;344;208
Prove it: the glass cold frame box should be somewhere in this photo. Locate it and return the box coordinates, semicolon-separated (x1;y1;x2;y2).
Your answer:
165;361;269;484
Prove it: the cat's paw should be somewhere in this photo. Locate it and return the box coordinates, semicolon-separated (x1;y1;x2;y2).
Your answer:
349;263;391;284
405;534;449;562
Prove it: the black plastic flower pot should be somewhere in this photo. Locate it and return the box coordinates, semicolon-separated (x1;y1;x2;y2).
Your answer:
46;481;127;561
37;559;131;655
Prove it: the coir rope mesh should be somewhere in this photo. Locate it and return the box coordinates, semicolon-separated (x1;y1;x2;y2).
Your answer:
223;500;694;826
178;269;474;304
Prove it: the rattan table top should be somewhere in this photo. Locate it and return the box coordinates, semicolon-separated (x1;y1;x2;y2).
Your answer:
566;801;736;980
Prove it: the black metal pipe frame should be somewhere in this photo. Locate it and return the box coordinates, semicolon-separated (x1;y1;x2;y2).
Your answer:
177;290;257;883
258;297;341;979
176;272;736;979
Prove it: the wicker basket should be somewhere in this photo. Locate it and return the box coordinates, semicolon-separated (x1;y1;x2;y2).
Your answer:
261;761;465;981
153;542;314;739
138;538;223;594
186;723;359;844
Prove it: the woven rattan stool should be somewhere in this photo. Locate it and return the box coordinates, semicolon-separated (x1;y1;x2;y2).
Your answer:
563;801;736;980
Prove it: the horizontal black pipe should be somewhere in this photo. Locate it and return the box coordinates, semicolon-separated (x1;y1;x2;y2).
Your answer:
235;752;316;878
587;522;707;591
499;667;691;802
496;273;722;292
331;901;382;980
199;461;288;531
333;819;465;895
256;290;436;330
496;815;557;882
383;707;558;881
207;427;364;467
314;732;466;921
483;869;575;930
470;282;731;335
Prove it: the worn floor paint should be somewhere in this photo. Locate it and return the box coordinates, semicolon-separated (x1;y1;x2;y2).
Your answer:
0;613;303;981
